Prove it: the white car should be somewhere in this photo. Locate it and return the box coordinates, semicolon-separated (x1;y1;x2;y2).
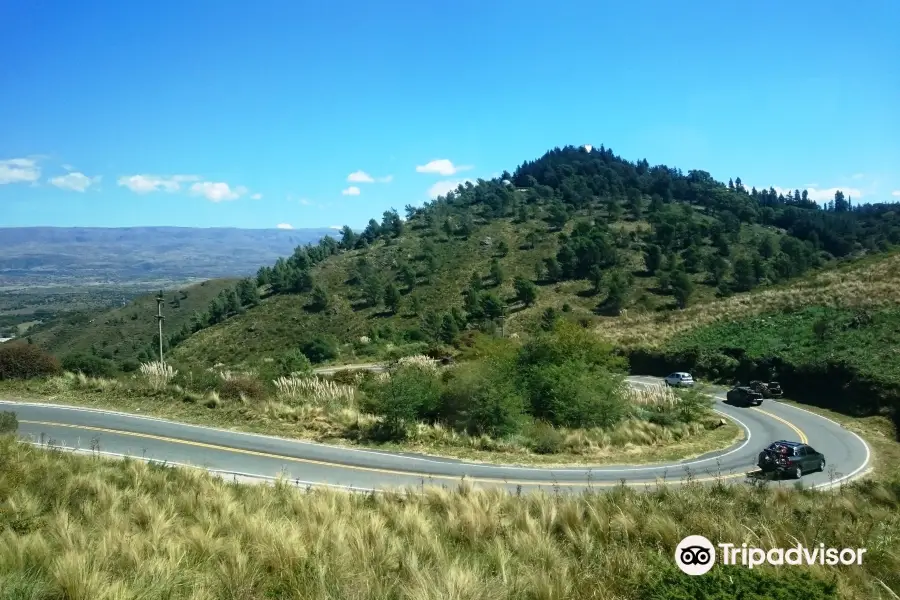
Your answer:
664;372;695;387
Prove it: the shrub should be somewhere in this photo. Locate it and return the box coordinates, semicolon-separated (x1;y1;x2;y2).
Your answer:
218;373;267;401
438;354;525;437
0;411;17;434
639;559;839;599
524;421;565;454
0;342;61;380
120;358;140;373
275;349;313;377
359;365;443;439
330;369;360;386
61;353;118;378
300;335;339;364
523;361;627;428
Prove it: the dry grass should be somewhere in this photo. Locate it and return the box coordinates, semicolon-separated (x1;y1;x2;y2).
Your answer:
596;251;900;347
1;436;898;599
138;361;177;391
273;375;357;408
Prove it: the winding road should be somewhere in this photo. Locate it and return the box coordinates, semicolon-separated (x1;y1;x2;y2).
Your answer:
1;374;871;494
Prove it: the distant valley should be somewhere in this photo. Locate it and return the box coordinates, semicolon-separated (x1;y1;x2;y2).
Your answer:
0;226;335;288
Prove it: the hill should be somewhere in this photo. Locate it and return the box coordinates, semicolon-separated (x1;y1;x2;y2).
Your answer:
25;279;240;365
0;226;334;287
168;144;900;371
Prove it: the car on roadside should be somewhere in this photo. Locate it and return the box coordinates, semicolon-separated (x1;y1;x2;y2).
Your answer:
749;380;783;398
726;385;764;406
664;372;695;387
757;440;826;479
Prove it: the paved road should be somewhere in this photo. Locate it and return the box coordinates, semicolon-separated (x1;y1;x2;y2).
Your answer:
0;375;871;494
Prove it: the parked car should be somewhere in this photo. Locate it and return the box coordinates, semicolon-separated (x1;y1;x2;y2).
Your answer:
726;386;764;406
664;372;695;387
757;441;826;478
749;380;783;398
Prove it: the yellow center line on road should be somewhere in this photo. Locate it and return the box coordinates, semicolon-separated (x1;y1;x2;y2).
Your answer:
19;419;749;488
751;408;808;444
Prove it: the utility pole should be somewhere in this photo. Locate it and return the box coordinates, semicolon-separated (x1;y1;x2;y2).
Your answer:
156;292;165;363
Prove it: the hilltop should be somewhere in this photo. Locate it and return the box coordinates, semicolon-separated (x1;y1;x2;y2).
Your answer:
167;144;900;371
0;226;333;287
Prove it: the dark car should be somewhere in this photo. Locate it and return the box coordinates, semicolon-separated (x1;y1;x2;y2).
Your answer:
749;380;783;398
757;441;826;478
726;386;764;406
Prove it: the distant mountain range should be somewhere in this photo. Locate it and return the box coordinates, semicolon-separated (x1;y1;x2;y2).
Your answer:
0;226;336;288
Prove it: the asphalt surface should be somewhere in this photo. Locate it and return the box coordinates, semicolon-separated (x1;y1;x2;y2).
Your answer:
1;375;871;494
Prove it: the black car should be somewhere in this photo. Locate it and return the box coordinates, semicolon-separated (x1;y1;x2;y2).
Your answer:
726;386;764;406
749;380;783;398
757;441;826;478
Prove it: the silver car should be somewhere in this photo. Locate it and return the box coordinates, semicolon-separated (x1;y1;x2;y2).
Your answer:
664;372;695;387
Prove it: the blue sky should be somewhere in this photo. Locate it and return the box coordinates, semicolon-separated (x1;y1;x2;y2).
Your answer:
1;1;898;230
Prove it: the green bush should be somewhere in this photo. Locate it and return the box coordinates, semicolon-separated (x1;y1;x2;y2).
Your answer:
639;560;838;599
120;358;140;373
360;365;442;439
438;360;526;437
0;343;61;380
0;411;17;434
61;353;118;378
275;349;313;377
300;336;339;364
523;362;627;428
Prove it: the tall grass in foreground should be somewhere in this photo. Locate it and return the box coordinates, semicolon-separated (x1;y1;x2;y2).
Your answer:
138;360;177;391
1;437;898;599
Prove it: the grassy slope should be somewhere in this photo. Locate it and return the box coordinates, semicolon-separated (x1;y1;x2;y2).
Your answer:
593;249;900;347
28;279;238;362
171;206;793;370
1;435;898;599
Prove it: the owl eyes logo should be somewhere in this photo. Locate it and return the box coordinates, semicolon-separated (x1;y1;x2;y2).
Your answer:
675;535;716;575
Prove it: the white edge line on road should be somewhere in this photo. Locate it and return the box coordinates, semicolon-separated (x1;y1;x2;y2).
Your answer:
0;390;753;475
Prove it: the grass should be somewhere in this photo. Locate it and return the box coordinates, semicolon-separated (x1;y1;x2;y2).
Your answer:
1;434;898;599
0;371;742;468
595;250;900;348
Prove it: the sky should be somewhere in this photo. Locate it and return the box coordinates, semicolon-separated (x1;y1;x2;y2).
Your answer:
1;0;898;230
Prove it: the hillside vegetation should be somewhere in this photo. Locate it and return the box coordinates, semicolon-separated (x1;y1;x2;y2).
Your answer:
27;279;240;367
170;144;900;372
1;434;898;600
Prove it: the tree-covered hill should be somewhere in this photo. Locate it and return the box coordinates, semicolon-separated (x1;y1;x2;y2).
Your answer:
165;144;900;370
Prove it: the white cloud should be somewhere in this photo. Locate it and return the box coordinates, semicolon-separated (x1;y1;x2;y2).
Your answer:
416;159;473;176
61;164;74;171
583;144;593;152
0;158;41;185
50;172;101;192
117;174;199;194
276;223;293;230
298;197;312;205
892;190;900;198
348;170;393;184
851;173;865;180
805;186;863;202
428;179;474;199
342;186;361;196
329;225;343;230
251;193;263;200
347;170;374;183
189;181;248;202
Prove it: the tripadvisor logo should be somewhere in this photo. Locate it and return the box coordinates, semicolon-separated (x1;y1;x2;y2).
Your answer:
675;535;867;575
